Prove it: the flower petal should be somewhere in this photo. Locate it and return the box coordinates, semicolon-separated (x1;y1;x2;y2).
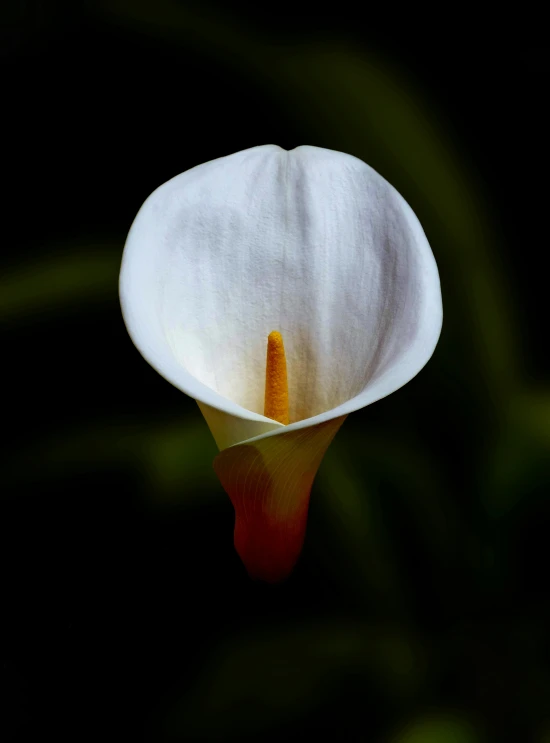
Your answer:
213;415;347;582
196;400;281;452
120;144;442;443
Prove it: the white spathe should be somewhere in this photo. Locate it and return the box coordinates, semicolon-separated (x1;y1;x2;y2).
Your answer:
120;145;442;451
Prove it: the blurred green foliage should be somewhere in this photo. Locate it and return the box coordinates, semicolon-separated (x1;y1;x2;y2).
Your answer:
2;2;548;742
390;715;480;743
0;246;119;323
166;620;422;740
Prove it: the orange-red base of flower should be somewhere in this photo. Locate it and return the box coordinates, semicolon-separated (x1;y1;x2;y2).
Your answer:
212;417;347;584
231;497;310;583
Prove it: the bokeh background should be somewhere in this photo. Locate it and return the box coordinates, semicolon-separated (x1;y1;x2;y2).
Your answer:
1;2;548;741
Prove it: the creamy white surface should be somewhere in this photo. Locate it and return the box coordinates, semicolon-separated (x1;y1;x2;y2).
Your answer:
120;145;442;449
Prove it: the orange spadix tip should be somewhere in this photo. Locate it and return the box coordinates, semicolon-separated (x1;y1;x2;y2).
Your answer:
264;330;289;425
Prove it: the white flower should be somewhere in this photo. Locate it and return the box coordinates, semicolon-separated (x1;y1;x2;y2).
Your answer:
119;145;442;582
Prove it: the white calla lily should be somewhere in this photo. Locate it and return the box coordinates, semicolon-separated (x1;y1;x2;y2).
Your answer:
119;145;442;582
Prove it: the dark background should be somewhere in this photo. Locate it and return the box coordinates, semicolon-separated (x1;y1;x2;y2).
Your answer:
1;2;548;741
